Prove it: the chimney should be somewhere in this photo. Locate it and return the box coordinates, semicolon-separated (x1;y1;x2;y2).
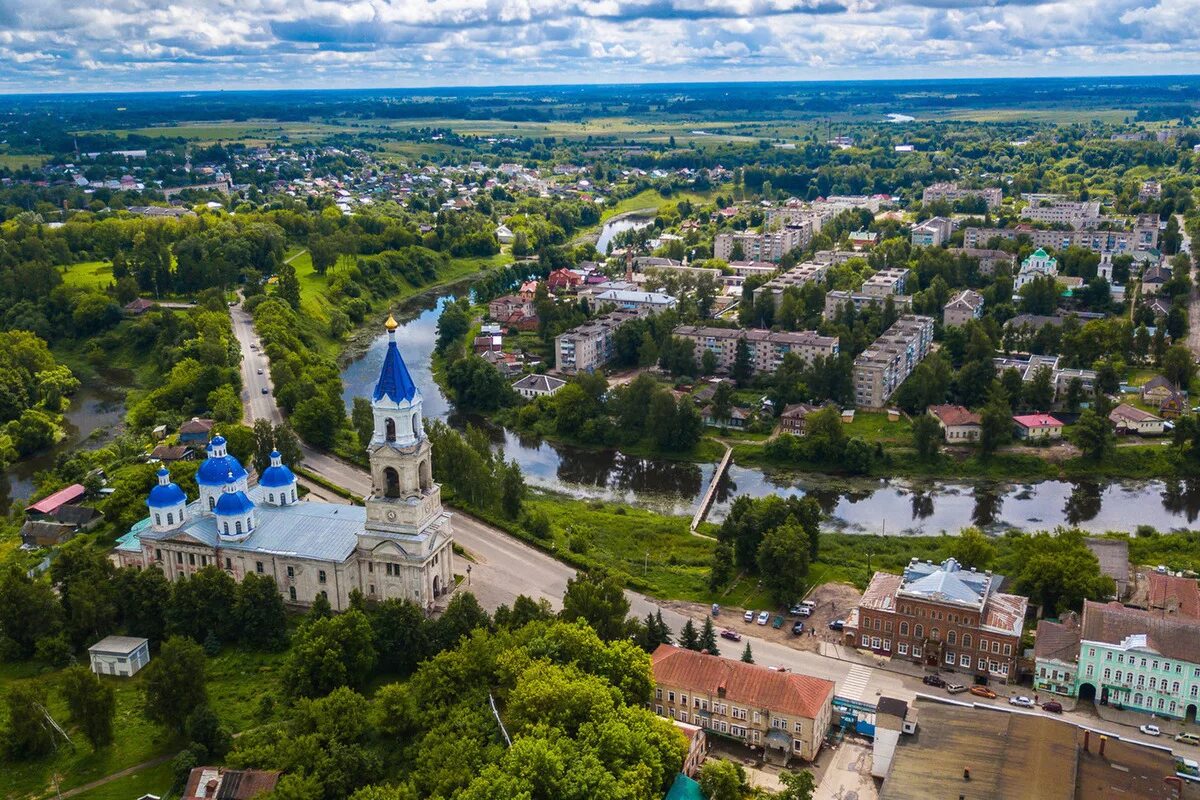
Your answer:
963;768;971;781
1099;735;1107;758
1083;729;1090;752
205;778;219;799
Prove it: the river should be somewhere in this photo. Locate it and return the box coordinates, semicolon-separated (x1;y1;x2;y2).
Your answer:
594;213;655;254
339;291;1200;536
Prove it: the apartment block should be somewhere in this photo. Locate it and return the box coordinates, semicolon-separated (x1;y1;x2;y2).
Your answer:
651;644;835;762
862;267;911;297
554;309;645;374
673;325;839;374
949;247;1016;276
714;225;812;263
823;291;913;321
1020;199;1102;229
852;315;935;409
921;182;1002;209
726;260;779;278
845;557;1028;683
752;261;830;310
964;218;1159;254
910;217;953;247
992;353;1097;397
942;289;984;328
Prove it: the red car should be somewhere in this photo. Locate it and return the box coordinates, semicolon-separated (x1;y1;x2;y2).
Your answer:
1042;700;1063;713
719;629;742;642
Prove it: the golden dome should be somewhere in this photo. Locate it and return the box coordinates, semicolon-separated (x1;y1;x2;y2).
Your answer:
384;313;398;331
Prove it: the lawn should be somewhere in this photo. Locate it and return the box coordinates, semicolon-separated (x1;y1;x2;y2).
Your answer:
68;760;176;800
60;261;115;292
842;411;913;446
0;153;47;170
0;646;287;800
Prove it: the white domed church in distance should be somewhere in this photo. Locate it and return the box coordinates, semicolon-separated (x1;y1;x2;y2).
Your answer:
113;315;455;612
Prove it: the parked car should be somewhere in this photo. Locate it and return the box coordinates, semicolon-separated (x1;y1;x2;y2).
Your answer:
744;610;755;623
792;621;805;635
788;605;804;616
711;603;720;616
797;606;813;618
772;615;785;629
828;619;845;631
261;387;269;394
1139;724;1161;737
1009;696;1035;708
719;629;742;642
1041;700;1063;713
1175;732;1200;745
969;686;997;699
922;675;946;688
756;611;770;625
945;683;967;694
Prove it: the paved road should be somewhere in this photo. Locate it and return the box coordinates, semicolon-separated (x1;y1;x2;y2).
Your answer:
231;298;283;427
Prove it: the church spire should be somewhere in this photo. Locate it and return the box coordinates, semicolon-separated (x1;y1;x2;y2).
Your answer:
373;314;418;404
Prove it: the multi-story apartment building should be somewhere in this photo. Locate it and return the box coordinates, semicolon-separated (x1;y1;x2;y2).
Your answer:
752;262;830;310
948;247;1016;276
591;288;678;314
673;326;839;374
726;260;779;278
823;290;913;321
910;217;953;247
942;289;984;328
554;309;645;374
1020;199;1103;229
964;216;1159;254
845;557;1028;683
922;182;1002;209
651;644;835;762
714;225;811;263
852;315;935;409
1071;600;1200;720
861;267;911;297
992;354;1097;398
764;206;835;232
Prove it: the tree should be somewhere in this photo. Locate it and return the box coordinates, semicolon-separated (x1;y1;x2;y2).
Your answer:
352;397;375;449
369;599;428;675
561;569;630;641
711;381;735;426
61;665;116;748
234;573;288;650
275;262;301;311
1006;529;1116;615
757;521;812;605
911;413;942;461
208;384;242;423
741;642;754;663
252;418;276;474
979;383;1012;457
699;759;747;800
0;564;63;660
1024;365;1055;412
1163;345;1196;391
1071;408;1115;461
701;348;719;376
948;527;995;570
185;705;231;759
283;609;377;698
699;616;719;656
4;684;57;759
732;338;752;386
428;592;491;653
777;770;817;800
679;619;700;650
118;565;170;642
143;636;208;734
500;460;526;519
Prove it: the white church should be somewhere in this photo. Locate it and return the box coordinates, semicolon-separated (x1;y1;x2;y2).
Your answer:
113;315;455;612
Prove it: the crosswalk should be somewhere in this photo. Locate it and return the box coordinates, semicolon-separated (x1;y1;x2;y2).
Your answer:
838;664;872;702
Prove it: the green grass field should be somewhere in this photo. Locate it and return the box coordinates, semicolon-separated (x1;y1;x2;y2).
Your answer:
0;153;47;170
60;261;115;291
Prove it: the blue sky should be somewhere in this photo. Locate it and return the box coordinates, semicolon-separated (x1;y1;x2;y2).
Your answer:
1;0;1198;92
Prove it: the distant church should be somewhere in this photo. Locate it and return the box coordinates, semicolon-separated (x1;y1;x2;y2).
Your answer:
113;315;455;611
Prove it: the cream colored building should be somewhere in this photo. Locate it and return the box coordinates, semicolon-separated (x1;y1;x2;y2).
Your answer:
112;316;455;613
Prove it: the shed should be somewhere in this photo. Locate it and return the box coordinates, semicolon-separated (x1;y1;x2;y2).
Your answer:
88;635;151;677
26;484;86;518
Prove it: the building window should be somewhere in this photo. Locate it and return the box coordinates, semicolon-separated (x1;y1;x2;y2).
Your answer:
1104;668;1112;680
288;586;296;601
794;721;803;733
961;654;971;668
656;689;662;700
898;643;908;655
1086;665;1094;678
931;628;940;641
962;634;971;648
668;692;675;703
256;561;263;573
945;651;955;665
368;562;373;573
223;522;229;535
992;641;1000;654
154;513;161;526
656;705;663;716
915;625;924;639
319;570;327;584
899;622;909;636
225;557;232;570
980;639;988;652
320;590;327;600
1003;644;1011;656
369;584;375;595
287;566;294;579
155;549;162;561
948;631;956;645
188;553;195;566
176;552;183;564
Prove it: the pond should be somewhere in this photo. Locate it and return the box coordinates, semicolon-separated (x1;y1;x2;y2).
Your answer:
339;292;1195;536
595;214;655;255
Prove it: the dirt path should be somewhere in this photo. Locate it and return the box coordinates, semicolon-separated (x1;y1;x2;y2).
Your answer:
53;753;175;799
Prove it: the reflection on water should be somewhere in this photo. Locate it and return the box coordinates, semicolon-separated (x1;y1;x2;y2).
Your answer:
595;215;655;255
339;291;1200;536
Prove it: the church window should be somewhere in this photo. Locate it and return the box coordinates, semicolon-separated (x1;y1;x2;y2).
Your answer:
320;590;328;600
412;415;419;437
289;586;296;601
369;585;375;595
155;514;161;526
189;553;195;566
384;467;400;498
235;521;243;535
225;557;232;570
269;493;274;503
290;490;296;502
367;562;373;573
167;512;174;525
287;566;295;579
155;549;162;561
176;552;183;564
209;496;215;510
256;561;263;573
385;418;396;442
319;570;327;584
223;522;229;535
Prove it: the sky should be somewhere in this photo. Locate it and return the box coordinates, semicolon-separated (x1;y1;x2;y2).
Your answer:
1;0;1199;92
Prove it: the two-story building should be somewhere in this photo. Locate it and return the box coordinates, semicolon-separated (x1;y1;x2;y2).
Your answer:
651;644;834;762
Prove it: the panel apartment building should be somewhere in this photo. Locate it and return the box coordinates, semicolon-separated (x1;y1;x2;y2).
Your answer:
752;261;830;310
822;267;913;321
852;315;935;409
554;309;645;374
922;182;1002;209
673;325;839;375
964;215;1159;254
1020;199;1102;229
715;225;811;263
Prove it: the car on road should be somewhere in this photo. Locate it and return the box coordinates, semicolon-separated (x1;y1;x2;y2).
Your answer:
756;611;770;625
711;603;720;616
922;675;945;688
792;621;805;635
828;619;845;631
261;387;270;394
1041;700;1063;713
1176;732;1200;745
719;629;741;642
257;368;263;374
969;686;997;699
744;610;755;623
945;683;967;694
1139;724;1161;737
1009;696;1035;708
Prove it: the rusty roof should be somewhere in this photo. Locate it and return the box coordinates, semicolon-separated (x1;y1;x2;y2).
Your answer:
859;571;904;613
1081;600;1200;663
185;767;280;800
983;592;1029;637
1148;573;1200;619
927;404;982;427
651;645;834;721
1034;615;1082;663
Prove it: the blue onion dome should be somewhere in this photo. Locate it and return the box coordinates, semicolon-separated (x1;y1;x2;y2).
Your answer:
214;472;256;515
147;468;186;508
373;314;419;404
196;435;249;486
259;450;296;489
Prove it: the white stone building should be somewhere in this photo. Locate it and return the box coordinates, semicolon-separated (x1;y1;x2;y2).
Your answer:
112;316;455;613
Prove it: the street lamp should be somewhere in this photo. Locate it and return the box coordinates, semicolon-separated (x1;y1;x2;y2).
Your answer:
466;564;472;586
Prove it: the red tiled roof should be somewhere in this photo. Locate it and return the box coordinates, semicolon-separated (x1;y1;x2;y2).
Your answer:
27;484;86;515
1148;573;1200;619
928;404;981;427
1013;413;1062;429
651;645;833;721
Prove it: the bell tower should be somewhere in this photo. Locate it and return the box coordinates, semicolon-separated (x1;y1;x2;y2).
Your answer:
363;314;438;534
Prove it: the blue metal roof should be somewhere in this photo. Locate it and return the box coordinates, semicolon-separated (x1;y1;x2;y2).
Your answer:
214;490;256;516
147;482;186;508
260;465;296;488
197;455;248;486
372;338;419;404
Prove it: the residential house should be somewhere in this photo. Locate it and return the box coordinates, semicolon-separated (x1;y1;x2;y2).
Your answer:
1140;376;1179;406
184;767;281;800
150;444;194;462
20;520;78;548
1160;391;1188;419
1034;612;1082;696
861;267;910;298
1147;572;1200;619
25;484;87;520
494;223;515;244
844;557;1028;682
910;217;952;248
546;269;583;293
1013;413;1064;441
778;403;826;436
942;289;984;328
512;374;566;399
701;404;750;429
488;294;532;322
650;644;835;762
1141;265;1171;294
89;636;150;677
1108;403;1165;436
123;298;156;316
179;417;216;445
926;404;981;442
